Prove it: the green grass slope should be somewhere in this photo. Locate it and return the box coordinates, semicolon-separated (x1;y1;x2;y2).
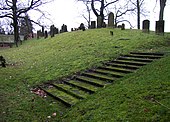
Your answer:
62;54;170;122
0;28;170;121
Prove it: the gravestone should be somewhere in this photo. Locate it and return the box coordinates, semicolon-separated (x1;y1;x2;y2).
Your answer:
44;31;48;39
142;20;150;33
54;27;59;34
97;16;102;28
156;20;164;35
37;30;41;39
79;23;85;31
42;26;44;36
108;12;114;28
121;23;125;30
50;25;55;37
61;24;68;33
0;56;6;67
91;21;96;29
102;22;106;28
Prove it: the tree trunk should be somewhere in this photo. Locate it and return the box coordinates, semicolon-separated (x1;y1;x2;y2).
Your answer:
159;0;166;21
91;0;104;25
137;0;140;29
100;0;104;24
12;0;19;47
91;0;99;17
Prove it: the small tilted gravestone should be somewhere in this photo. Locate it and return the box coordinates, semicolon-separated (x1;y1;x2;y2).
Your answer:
60;24;68;33
91;21;96;29
97;16;102;28
155;20;164;35
102;22;106;28
79;23;86;31
121;23;125;30
142;20;150;33
0;56;6;67
44;31;48;39
54;27;59;35
37;30;41;39
108;12;114;28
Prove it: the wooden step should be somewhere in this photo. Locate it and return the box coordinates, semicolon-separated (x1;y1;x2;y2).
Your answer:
98;66;133;74
130;52;164;56
90;69;124;78
105;62;140;70
64;80;98;94
117;57;153;62
75;76;105;87
123;54;163;59
51;83;88;99
82;72;115;82
39;86;78;107
111;60;148;66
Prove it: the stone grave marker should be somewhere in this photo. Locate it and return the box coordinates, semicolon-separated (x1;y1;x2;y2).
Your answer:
142;20;150;33
156;20;164;35
102;22;106;28
121;23;125;30
108;12;114;28
44;31;48;39
97;16;102;28
91;21;96;29
42;26;44;36
50;25;55;37
79;23;85;31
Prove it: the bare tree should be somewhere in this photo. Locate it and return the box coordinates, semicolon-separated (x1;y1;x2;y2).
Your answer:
129;0;147;29
114;1;136;27
91;0;119;24
159;0;167;20
78;0;92;28
0;0;52;47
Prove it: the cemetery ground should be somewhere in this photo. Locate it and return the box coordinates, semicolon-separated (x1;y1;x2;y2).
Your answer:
0;28;170;121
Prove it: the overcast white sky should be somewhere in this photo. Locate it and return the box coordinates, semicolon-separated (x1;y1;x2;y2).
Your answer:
31;0;170;32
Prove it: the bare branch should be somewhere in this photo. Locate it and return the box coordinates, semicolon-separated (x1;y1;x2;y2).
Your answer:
104;0;119;8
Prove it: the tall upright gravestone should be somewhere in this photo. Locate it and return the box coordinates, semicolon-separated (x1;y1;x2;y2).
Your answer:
91;21;96;29
156;20;164;35
97;16;102;28
142;20;150;33
108;12;114;28
50;25;55;37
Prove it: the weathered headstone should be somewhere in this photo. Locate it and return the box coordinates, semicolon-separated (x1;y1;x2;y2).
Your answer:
97;16;102;28
61;24;68;33
102;22;106;28
79;23;86;31
142;20;150;33
0;56;6;67
121;23;125;30
108;12;114;28
54;27;59;34
91;21;96;29
42;26;44;36
37;30;41;39
50;25;55;37
44;31;48;39
156;20;164;35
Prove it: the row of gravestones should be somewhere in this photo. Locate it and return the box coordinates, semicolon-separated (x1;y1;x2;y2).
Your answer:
90;12;125;30
37;12;165;38
37;24;68;39
91;12;164;34
142;20;165;34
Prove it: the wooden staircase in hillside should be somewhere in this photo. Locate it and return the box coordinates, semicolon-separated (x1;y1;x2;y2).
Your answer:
36;52;164;107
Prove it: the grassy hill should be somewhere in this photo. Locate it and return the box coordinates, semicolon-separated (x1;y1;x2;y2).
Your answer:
0;28;170;121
